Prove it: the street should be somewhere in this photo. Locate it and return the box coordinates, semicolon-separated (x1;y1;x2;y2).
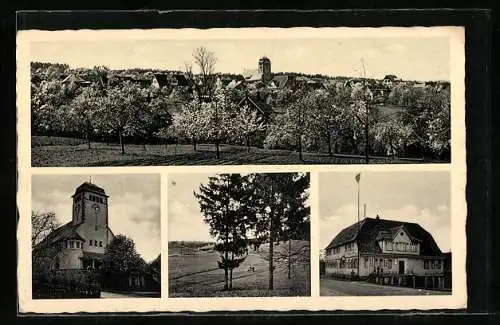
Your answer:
100;291;160;298
320;277;451;296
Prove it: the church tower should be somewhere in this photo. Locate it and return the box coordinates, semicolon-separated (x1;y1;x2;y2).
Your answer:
71;181;110;256
258;56;272;82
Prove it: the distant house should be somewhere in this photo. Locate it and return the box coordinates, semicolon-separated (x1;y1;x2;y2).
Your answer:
412;82;427;89
382;75;401;87
226;79;246;91
242;68;263;83
242;56;273;83
61;73;92;94
324;216;447;289
269;75;296;90
114;75;151;88
344;78;364;88
237;94;277;119
151;73;171;89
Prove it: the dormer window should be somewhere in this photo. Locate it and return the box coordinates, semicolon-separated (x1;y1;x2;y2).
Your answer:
386;242;393;251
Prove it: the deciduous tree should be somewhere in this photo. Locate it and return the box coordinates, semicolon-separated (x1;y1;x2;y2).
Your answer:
248;172;310;289
68;85;105;149
101;81;149;154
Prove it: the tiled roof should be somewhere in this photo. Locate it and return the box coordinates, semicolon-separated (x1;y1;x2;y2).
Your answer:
37;221;85;249
271;75;289;89
325;217;443;256
173;74;189;86
238;95;275;116
73;182;107;197
154;74;170;88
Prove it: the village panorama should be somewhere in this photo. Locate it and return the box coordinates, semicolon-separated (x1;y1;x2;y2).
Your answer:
31;47;451;167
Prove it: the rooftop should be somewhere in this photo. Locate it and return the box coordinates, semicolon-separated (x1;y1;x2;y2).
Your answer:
72;181;108;197
326;216;442;256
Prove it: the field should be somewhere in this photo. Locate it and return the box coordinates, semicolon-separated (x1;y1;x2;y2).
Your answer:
168;240;311;297
31;136;428;167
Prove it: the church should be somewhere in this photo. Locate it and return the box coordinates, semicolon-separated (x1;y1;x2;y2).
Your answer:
36;181;115;270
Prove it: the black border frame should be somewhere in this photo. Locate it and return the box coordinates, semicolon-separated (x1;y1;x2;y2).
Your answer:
3;7;496;323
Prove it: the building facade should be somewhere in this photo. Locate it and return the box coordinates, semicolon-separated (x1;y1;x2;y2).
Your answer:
37;182;115;270
324;216;446;289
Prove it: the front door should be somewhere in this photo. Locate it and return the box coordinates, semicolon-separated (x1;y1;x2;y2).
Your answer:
398;260;405;274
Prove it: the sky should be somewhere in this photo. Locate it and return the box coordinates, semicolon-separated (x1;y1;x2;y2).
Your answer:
319;171;451;253
168;172;310;242
30;34;450;81
168;173;214;242
31;174;161;262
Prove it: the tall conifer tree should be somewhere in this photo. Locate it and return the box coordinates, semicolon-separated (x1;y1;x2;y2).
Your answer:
194;173;252;290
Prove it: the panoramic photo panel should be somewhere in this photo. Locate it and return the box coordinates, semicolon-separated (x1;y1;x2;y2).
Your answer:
31;174;161;299
167;172;311;297
30;29;451;166
319;170;452;296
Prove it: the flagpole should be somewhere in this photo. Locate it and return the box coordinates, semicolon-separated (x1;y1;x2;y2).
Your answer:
357;177;360;223
356;173;361;279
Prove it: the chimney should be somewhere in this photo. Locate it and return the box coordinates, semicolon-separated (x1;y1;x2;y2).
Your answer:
376;214;380;220
363;204;366;219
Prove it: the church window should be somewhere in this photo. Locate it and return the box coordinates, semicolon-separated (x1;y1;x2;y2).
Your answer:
69;241;74;248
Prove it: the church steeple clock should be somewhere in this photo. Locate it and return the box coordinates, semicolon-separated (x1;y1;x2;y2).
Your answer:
71;181;109;229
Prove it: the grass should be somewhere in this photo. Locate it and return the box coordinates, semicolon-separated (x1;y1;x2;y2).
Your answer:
31;136;431;167
168;240;311;297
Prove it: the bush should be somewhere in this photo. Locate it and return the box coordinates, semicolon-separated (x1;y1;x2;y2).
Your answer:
32;269;100;299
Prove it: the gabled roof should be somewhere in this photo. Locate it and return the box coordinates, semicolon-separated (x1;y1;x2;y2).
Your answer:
227;80;244;90
36;221;85;249
153;73;171;88
61;74;91;85
173;74;189;86
271;75;290;89
242;68;262;82
237;95;275;116
72;182;108;197
326;217;442;256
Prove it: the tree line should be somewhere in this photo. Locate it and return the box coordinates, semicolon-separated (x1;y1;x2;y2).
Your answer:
194;173;310;291
31;47;451;161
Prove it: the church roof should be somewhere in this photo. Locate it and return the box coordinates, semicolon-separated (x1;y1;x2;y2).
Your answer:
36;221;85;249
242;68;262;82
73;182;108;197
325;217;442;256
